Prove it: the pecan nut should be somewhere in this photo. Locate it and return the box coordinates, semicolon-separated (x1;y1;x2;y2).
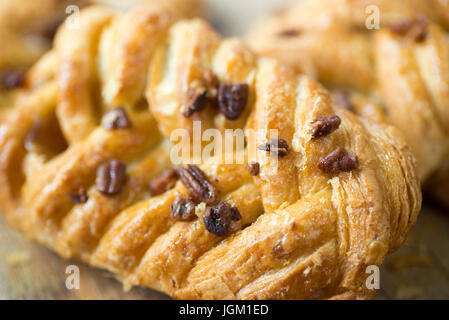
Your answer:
310;115;341;138
258;138;290;157
148;168;178;196
318;147;359;173
182;90;208;117
102;107;131;130
388;19;414;34
408;16;428;42
218;83;249;120
70;188;88;204
171;193;197;221
278;29;301;37
96;160;127;196
1;68;25;90
203;201;241;236
177;165;218;205
388;16;428;42
245;162;260;176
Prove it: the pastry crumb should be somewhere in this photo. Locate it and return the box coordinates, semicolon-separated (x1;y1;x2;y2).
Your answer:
195;202;207;218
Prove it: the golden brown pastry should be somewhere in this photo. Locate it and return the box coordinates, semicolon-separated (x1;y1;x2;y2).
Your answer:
0;0;202;123
0;0;200;71
0;6;420;299
0;0;75;123
247;0;449;206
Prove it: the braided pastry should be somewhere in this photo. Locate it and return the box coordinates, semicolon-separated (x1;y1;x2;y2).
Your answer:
0;0;201;123
0;5;420;299
247;0;449;206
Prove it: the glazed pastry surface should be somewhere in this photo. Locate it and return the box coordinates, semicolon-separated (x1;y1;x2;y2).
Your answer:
0;0;201;123
0;5;420;299
247;0;449;200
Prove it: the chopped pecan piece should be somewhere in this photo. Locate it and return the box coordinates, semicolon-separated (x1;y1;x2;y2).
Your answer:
408;16;428;42
258;138;290;157
218;83;249;120
96;160;127;196
245;161;260;176
278;29;301;37
177;165;218;205
388;19;414;34
148;168;178;196
310;115;341;138
203;201;241;236
1;68;25;90
182;89;208;117
332;90;354;112
171;193;197;221
70;188;88;204
388;16;428;42
230;207;242;221
102;107;131;130
318;147;359;173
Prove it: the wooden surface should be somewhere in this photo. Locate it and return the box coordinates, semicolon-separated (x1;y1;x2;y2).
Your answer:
1;0;449;300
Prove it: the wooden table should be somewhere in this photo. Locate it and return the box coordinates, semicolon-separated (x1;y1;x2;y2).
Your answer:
1;0;449;300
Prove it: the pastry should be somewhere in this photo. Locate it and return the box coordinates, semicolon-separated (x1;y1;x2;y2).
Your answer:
0;5;421;299
247;0;449;206
0;0;201;123
0;0;74;123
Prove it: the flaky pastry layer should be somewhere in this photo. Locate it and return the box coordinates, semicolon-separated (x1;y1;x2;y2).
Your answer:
0;5;420;299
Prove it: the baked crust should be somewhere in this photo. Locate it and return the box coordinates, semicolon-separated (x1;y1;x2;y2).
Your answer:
247;0;449;206
0;6;421;299
0;0;202;123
